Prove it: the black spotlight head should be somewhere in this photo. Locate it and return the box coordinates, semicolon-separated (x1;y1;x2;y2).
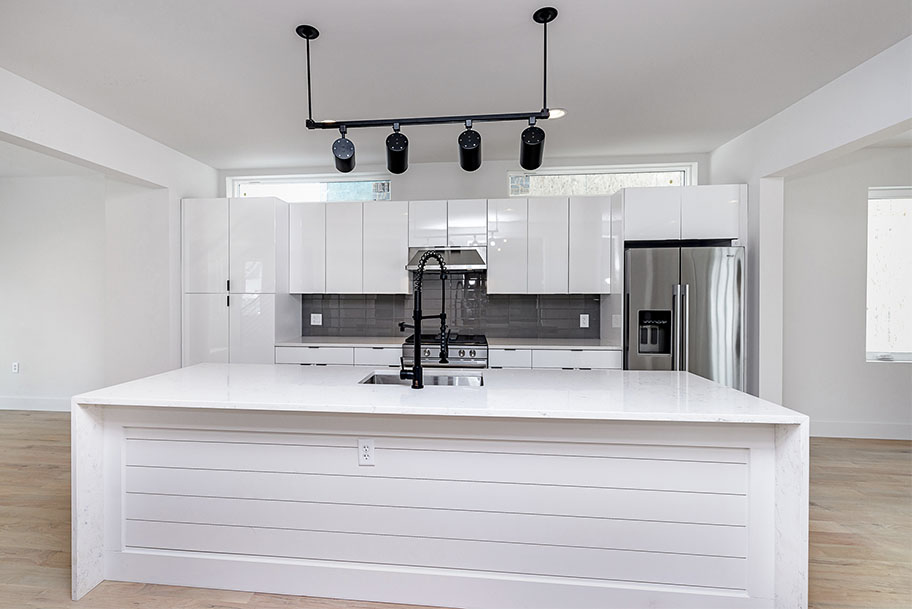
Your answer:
386;131;409;174
520;125;546;170
458;128;482;172
332;136;355;173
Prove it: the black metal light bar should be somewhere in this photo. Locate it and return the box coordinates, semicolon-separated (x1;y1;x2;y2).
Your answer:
297;7;558;132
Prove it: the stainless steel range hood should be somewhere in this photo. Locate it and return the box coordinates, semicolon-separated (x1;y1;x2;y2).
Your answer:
406;247;487;272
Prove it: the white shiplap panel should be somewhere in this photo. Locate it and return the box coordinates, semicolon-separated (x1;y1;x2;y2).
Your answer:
126;468;747;526
125;520;747;590
125;440;747;494
123;427;750;464
125;494;747;557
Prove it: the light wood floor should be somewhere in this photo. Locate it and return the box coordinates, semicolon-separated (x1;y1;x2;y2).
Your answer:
1;411;909;609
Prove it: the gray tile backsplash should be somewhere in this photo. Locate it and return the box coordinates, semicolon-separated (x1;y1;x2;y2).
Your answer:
301;273;600;339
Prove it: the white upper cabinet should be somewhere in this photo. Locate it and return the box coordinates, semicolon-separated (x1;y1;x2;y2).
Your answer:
447;199;487;247
487;198;528;294
408;200;447;247
681;184;743;240
528;197;569;294
623;187;682;241
325;202;363;293
569;196;612;293
183;198;229;293
363;201;409;294
289;203;326;293
229;198;284;294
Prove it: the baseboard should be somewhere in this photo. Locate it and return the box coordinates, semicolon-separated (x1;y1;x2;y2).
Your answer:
0;396;70;412
811;420;912;441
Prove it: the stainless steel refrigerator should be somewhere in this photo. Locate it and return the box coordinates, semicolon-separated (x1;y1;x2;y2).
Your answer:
625;246;745;390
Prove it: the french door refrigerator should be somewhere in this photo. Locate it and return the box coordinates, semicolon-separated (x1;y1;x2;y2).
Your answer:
625;246;745;390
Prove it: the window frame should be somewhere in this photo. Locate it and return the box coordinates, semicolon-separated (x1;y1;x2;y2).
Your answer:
227;173;392;202
865;186;912;363
506;162;698;197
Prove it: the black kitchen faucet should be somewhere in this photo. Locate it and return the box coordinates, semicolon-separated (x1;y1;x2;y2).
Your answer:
399;250;449;389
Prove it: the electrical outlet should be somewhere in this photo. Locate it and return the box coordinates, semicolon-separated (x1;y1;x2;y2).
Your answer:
11;362;19;374
579;314;589;328
612;314;622;328
310;313;323;326
358;439;375;466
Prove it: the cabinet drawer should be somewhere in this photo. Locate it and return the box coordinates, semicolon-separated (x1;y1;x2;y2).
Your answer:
275;346;354;365
489;349;533;369
531;349;622;370
353;347;401;367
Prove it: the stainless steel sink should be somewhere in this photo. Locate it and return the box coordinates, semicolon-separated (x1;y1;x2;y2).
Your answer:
359;371;484;387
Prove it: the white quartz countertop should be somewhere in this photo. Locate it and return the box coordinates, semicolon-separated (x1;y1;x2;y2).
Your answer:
276;336;621;350
73;364;807;425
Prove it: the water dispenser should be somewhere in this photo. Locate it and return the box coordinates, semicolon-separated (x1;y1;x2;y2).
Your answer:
637;310;671;355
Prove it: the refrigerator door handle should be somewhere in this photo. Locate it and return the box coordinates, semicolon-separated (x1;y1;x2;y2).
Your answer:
682;283;690;372
673;284;682;371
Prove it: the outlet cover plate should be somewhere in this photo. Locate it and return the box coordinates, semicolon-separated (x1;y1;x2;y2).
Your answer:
579;314;589;328
310;313;323;326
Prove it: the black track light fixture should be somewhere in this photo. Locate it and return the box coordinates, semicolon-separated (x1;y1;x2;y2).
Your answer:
298;7;560;173
458;120;482;172
332;125;355;173
520;117;546;170
386;123;409;174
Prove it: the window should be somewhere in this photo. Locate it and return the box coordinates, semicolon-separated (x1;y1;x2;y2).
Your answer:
866;187;912;362
508;163;694;197
229;175;390;202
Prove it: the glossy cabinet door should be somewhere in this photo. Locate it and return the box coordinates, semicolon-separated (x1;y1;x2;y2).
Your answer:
681;184;742;240
623;187;682;241
528;197;569;294
289;202;326;293
487;198;528;294
447;199;487;247
363;201;409;294
183;198;228;293
229;198;277;294
182;293;229;365
408;200;447;247
569;196;612;293
229;293;276;364
325;202;363;293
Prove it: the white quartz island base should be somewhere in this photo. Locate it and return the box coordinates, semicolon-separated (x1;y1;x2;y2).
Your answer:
72;365;809;609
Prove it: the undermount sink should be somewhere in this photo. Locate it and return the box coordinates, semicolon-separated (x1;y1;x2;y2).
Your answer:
359;371;484;387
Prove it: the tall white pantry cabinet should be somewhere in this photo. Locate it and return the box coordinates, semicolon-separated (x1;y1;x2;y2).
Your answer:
182;197;298;366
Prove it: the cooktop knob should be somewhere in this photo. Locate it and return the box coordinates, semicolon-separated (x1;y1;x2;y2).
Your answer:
423;348;431;357
458;349;466;357
469;349;476;357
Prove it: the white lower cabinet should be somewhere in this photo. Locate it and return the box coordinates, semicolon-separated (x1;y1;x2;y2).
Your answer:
353;347;401;367
275;346;355;365
182;294;229;366
489;349;533;369
229;294;276;364
532;349;622;370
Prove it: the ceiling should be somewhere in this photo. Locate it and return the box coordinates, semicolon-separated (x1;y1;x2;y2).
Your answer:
0;139;100;178
0;0;909;171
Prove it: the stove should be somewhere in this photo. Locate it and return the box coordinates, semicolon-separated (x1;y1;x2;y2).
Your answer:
402;333;488;368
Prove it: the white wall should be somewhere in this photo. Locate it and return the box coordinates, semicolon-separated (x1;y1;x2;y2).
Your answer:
0;176;107;409
218;153;711;200
0;66;218;402
783;146;912;439
104;181;174;386
711;36;912;402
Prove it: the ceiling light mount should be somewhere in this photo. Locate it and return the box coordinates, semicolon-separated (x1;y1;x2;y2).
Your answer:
297;7;560;172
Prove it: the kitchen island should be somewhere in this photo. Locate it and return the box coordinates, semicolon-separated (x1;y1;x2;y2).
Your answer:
72;364;808;609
